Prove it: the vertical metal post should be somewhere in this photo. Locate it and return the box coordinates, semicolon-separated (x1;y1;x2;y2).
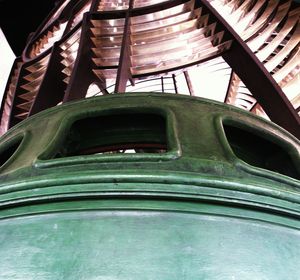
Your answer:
184;70;195;96
114;0;134;93
172;74;178;94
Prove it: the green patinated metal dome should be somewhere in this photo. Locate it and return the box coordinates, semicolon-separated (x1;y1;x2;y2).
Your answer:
0;94;299;279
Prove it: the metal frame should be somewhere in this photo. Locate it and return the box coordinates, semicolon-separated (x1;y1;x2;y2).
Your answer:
0;0;299;138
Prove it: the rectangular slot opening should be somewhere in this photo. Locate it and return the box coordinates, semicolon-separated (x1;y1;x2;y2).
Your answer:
55;113;168;157
223;124;299;180
0;138;22;168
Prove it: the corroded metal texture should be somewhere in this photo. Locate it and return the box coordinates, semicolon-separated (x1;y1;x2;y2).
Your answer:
0;94;299;279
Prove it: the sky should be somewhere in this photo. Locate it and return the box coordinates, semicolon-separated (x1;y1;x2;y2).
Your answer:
0;28;15;103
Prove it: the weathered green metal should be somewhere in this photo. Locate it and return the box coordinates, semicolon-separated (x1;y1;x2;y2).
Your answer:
0;93;299;279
